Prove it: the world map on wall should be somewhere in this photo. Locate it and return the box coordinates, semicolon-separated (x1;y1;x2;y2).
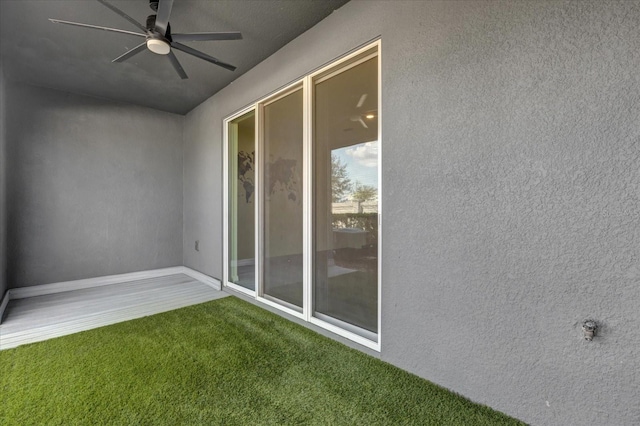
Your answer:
266;158;299;202
238;151;254;203
238;151;300;203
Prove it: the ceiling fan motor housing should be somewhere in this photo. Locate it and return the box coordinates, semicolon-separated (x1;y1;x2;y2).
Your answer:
146;15;171;39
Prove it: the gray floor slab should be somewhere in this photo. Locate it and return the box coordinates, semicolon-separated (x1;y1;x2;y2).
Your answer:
0;274;227;350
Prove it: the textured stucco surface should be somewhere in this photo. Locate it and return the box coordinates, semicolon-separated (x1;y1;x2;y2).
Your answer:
184;1;640;424
182;100;223;276
381;2;640;425
0;64;6;299
6;84;184;288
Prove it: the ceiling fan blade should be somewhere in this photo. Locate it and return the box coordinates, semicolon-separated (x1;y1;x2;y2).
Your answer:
171;32;243;42
358;118;369;129
356;93;367;108
49;19;146;38
112;42;147;63
96;0;147;33
171;42;236;71
167;51;188;79
154;0;174;36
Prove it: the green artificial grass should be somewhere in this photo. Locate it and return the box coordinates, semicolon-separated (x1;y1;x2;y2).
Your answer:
1;297;523;425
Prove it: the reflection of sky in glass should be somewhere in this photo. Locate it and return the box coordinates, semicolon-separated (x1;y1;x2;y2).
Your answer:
333;141;378;189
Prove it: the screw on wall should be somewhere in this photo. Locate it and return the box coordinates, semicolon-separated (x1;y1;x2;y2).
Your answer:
582;320;597;341
195;240;199;251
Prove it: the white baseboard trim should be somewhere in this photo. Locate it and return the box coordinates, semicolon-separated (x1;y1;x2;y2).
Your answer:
181;267;221;291
0;290;11;324
9;267;186;300
7;266;221;300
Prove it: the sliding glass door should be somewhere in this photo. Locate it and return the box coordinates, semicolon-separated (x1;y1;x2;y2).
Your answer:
224;42;380;348
261;87;304;310
312;52;379;338
227;110;256;292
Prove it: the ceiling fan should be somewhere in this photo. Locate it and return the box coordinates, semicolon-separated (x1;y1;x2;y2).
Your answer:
347;93;376;130
350;93;370;129
49;0;242;79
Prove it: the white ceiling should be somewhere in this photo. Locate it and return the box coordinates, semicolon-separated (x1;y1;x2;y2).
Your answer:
0;0;349;115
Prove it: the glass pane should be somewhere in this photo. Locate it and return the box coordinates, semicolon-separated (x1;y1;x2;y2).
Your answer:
228;111;256;290
263;89;304;310
314;56;378;336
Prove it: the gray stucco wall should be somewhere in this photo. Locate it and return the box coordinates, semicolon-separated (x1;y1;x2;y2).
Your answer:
0;64;6;299
6;84;184;288
183;1;639;424
182;101;222;276
381;2;640;425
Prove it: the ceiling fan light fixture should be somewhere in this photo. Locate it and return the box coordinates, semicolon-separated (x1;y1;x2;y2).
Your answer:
49;0;240;77
147;38;170;55
365;114;375;119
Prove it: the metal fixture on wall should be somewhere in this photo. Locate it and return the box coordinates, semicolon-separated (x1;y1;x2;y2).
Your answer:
582;320;598;341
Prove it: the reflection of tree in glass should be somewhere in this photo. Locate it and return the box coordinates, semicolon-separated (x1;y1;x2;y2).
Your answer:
238;151;254;203
267;157;299;202
331;154;352;203
352;181;377;213
352;181;377;202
